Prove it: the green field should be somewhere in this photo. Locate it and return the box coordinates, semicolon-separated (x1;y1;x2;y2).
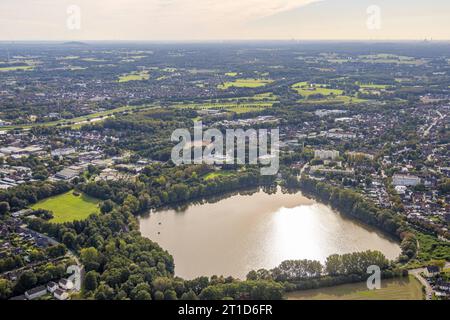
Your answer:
292;82;343;97
285;276;423;300
0;65;34;72
292;81;366;105
32;191;101;224
204;171;236;180
118;71;150;82
218;78;273;89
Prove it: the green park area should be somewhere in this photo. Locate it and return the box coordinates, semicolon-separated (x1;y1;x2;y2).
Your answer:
285;276;423;300
292;82;343;97
31;191;101;224
218;78;274;89
292;82;366;105
118;71;150;82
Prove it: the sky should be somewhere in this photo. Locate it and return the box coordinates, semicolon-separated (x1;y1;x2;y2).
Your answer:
0;0;449;41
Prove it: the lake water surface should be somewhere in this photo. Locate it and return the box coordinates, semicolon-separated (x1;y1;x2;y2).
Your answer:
139;188;401;279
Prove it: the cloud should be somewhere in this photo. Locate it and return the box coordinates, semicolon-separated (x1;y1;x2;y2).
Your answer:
56;0;322;39
81;0;321;26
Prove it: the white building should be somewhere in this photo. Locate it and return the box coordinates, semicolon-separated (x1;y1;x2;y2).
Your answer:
51;148;76;157
392;174;421;187
59;279;74;290
314;149;340;160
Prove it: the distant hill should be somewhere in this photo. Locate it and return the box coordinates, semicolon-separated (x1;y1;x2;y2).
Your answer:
62;41;88;46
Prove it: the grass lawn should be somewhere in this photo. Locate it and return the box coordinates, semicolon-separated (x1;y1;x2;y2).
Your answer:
118;71;150;82
204;171;236;180
285;276;423;300
218;78;273;89
292;82;343;96
31;191;101;224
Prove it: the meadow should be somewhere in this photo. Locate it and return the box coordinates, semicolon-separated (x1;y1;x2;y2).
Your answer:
292;81;367;105
0;65;34;72
285;276;423;300
218;78;273;89
292;82;344;97
31;191;101;224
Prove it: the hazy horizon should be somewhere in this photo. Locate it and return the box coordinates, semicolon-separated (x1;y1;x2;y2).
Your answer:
1;0;450;41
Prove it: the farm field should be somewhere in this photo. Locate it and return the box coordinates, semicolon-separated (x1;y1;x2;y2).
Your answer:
285;276;423;300
31;191;101;224
218;78;273;89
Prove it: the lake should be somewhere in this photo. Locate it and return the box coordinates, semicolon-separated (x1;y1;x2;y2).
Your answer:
139;187;401;279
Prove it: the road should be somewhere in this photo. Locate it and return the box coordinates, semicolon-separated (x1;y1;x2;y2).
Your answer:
409;267;433;300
